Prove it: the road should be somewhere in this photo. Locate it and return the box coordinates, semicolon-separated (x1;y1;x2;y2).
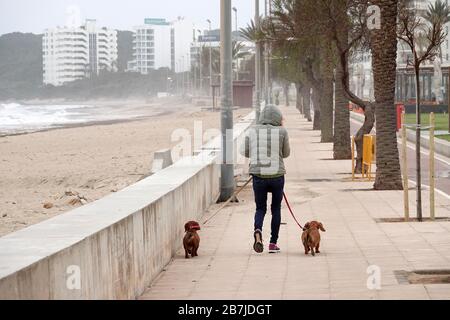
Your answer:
350;119;450;199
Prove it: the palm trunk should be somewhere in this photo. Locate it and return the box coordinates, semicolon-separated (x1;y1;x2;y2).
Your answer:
320;78;334;142
372;0;403;190
284;83;290;106
333;60;352;159
302;86;312;122
312;89;321;130
319;44;334;143
296;82;303;114
355;106;375;173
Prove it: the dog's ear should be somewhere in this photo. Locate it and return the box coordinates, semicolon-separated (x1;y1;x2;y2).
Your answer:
318;222;326;232
303;222;310;231
184;222;191;232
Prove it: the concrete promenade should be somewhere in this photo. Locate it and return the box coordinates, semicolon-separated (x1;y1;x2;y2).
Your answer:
141;106;450;300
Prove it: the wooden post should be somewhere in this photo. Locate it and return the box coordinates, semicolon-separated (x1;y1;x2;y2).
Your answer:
351;136;355;181
430;112;435;220
401;113;409;221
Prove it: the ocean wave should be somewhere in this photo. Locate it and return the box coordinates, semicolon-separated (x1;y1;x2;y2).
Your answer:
0;103;94;132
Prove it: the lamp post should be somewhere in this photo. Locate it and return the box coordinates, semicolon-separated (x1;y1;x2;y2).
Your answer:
181;56;185;96
264;0;270;104
232;6;238;32
232;6;238;81
207;19;213;97
219;0;235;202
255;0;261;122
197;29;203;94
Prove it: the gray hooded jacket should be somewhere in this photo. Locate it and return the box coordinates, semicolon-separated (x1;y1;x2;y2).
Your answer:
240;105;290;176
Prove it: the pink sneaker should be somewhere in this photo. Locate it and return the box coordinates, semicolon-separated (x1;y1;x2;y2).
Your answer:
269;243;280;253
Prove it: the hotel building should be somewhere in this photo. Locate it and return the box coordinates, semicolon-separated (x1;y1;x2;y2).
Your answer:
43;19;118;86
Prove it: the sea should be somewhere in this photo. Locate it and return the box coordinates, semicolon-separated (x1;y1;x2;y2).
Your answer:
0;102;153;136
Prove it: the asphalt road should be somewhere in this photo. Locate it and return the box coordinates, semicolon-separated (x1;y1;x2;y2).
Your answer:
350;119;450;199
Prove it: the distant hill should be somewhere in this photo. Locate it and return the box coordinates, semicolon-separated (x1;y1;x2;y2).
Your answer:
39;69;175;100
0;32;43;99
0;31;159;101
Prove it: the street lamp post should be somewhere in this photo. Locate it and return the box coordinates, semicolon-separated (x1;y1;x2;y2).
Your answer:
207;19;213;97
219;0;234;202
232;6;238;81
232;6;238;32
197;29;203;94
255;0;261;122
264;0;270;104
187;54;191;95
181;56;185;96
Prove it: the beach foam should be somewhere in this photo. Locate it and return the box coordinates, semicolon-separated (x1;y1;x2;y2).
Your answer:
0;103;95;134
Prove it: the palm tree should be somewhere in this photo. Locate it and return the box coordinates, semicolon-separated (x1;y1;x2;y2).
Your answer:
424;0;450;103
334;49;352;159
371;0;403;190
269;0;332;140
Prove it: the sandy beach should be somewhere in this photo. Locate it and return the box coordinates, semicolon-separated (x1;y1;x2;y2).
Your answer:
0;99;251;237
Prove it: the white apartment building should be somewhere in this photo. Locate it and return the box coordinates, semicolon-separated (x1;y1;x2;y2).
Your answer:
128;18;172;74
127;18;194;74
43;19;118;86
173;17;195;73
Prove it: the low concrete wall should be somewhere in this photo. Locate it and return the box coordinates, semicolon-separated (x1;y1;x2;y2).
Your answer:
0;112;255;300
350;111;450;158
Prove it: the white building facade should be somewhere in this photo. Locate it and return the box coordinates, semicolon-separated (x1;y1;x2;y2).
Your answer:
129;18;172;74
43;20;118;86
172;17;195;73
128;18;194;74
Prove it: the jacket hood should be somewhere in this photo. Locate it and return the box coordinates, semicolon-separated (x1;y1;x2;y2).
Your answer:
259;104;283;126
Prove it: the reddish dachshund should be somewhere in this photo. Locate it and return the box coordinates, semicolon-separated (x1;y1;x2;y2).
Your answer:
183;221;201;259
301;221;325;256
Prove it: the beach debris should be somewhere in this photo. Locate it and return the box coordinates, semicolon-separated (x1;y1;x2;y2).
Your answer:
67;194;88;206
2;214;7;218
64;190;79;197
43;202;53;209
67;198;82;206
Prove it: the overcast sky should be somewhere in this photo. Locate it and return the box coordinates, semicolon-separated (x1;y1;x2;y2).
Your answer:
0;0;261;35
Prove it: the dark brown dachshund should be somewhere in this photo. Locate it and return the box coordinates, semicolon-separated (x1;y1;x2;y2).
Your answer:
183;221;201;259
301;221;325;256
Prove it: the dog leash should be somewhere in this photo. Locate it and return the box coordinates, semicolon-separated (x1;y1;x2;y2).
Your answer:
203;176;253;225
283;192;304;230
202;178;304;232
